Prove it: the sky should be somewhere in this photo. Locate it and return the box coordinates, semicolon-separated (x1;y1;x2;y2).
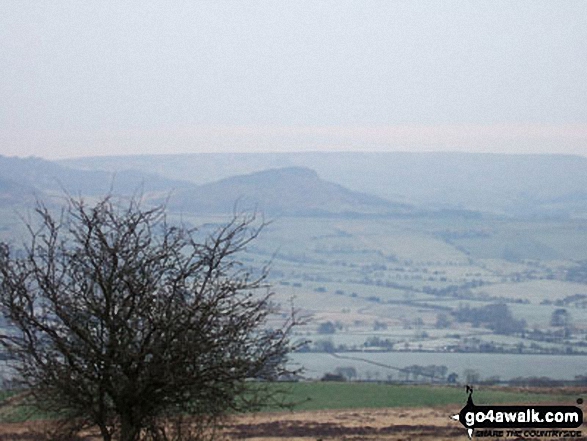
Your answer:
1;1;586;159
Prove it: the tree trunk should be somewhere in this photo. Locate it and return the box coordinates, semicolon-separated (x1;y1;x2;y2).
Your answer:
98;423;112;441
120;414;140;441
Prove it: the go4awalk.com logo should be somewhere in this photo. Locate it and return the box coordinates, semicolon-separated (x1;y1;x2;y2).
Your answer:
451;386;584;439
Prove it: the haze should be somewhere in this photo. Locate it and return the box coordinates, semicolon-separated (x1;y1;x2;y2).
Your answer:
1;1;586;159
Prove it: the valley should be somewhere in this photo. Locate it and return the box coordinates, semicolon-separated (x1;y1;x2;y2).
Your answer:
2;152;587;386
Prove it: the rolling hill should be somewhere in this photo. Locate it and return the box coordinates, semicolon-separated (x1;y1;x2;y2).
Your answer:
163;166;413;216
0;154;196;205
62;152;587;218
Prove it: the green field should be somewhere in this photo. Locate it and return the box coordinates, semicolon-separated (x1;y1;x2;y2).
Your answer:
271;382;574;411
1;383;574;423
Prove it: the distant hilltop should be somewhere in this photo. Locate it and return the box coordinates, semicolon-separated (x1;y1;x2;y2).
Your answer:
161;166;412;216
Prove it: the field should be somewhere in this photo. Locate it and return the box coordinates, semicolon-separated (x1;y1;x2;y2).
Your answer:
201;381;587;440
273;382;574;410
0;408;491;440
0;383;583;440
291;352;587;382
186;214;587;383
226;405;587;441
225;407;466;441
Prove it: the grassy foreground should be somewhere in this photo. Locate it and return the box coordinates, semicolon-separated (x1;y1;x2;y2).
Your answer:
0;383;576;423
273;382;575;411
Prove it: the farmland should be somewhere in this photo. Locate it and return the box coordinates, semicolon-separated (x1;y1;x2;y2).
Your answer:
187;213;587;384
2;205;586;384
271;382;574;410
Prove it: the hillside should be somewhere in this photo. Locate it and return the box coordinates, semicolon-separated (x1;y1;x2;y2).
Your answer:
0;155;196;204
164;166;412;216
61;152;587;217
0;176;43;207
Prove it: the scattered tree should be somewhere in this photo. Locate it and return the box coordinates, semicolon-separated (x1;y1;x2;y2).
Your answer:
435;313;451;329
463;369;481;385
551;308;571;327
334;366;357;381
320;372;346;382
447;372;459;384
313;339;336;353
0;195;300;441
317;321;336;334
452;303;526;335
373;320;388;331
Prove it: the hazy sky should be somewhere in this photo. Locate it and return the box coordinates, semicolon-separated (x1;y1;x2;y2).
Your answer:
1;1;586;159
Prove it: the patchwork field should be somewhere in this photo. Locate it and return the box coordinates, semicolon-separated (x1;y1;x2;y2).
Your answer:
211;214;587;383
2;210;586;385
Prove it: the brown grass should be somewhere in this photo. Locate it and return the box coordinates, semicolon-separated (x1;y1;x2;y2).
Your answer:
222;406;464;440
0;406;585;440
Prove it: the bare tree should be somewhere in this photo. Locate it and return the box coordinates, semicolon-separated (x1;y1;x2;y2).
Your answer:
0;195;300;441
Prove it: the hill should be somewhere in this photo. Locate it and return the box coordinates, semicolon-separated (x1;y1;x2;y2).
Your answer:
164;166;412;216
61;152;587;217
0;155;196;205
0;176;42;207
